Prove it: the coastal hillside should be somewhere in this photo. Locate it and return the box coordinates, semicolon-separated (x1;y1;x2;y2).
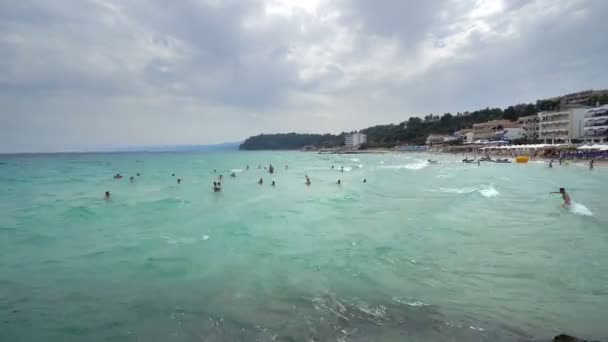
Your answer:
239;133;345;150
239;89;608;150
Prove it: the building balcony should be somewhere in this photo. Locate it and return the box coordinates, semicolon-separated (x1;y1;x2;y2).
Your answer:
540;120;569;125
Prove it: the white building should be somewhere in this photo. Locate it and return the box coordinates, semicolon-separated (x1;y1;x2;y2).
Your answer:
498;127;525;140
583;105;608;143
345;132;367;147
538;108;586;143
425;134;457;145
518;114;539;140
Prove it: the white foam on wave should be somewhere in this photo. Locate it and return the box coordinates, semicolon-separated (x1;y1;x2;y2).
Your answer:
231;169;243;173
570;202;593;216
357;164;364;169
438;187;477;194
383;160;428;170
350;158;361;162
479;186;499;198
392;297;429;307
436;186;499;197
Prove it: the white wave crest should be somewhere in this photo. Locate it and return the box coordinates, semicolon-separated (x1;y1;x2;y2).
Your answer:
392;297;429;307
438;187;477;194
231;169;243;173
383;160;428;170
437;186;499;197
479;186;499;198
350;158;361;162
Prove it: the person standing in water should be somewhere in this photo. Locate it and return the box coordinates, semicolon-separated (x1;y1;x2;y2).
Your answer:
271;180;276;187
105;191;111;200
337;180;341;185
305;176;311;186
341;166;344;173
550;188;571;208
590;160;594;170
549;160;553;168
177;178;181;184
246;165;250;170
258;178;263;185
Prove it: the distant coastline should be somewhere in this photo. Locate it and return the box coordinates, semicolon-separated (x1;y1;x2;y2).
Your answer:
239;89;608;151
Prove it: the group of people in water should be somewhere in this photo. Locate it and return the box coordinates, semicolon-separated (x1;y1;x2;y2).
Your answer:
548;158;595;170
106;163;365;199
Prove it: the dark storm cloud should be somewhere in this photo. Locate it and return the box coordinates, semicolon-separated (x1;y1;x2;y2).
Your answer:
0;0;606;152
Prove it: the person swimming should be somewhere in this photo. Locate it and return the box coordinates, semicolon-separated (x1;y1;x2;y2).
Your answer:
305;176;311;186
104;191;111;199
363;179;367;183
246;165;250;170
258;178;263;185
219;175;223;180
213;181;221;192
340;166;344;173
271;180;276;187
136;173;141;176
177;178;181;184
269;164;274;174
551;188;571;208
113;173;123;179
130;176;135;182
172;173;175;177
331;165;334;169
230;172;236;178
337;180;341;185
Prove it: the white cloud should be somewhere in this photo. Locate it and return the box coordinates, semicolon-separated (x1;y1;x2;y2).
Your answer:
0;0;606;152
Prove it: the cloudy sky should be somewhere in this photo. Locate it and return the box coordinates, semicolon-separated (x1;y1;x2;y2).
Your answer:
1;0;606;152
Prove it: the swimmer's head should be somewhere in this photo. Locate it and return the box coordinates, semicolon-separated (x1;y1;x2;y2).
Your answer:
105;191;110;198
559;188;565;193
213;181;217;186
177;178;181;184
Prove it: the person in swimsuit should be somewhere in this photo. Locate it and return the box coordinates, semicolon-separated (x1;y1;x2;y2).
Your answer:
590;160;594;170
551;188;571;208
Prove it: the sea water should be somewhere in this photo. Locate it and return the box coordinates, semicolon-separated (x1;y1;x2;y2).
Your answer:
1;152;607;341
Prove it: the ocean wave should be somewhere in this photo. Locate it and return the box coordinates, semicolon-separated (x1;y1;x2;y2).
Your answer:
438;187;477;194
479;186;499;198
392;297;430;307
382;160;428;170
436;186;499;197
231;169;243;173
570;202;593;216
350;158;361;162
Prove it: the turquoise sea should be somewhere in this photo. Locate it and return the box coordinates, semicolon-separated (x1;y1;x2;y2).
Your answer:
1;152;607;341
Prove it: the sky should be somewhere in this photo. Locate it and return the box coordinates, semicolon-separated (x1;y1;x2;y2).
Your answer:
1;0;607;152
